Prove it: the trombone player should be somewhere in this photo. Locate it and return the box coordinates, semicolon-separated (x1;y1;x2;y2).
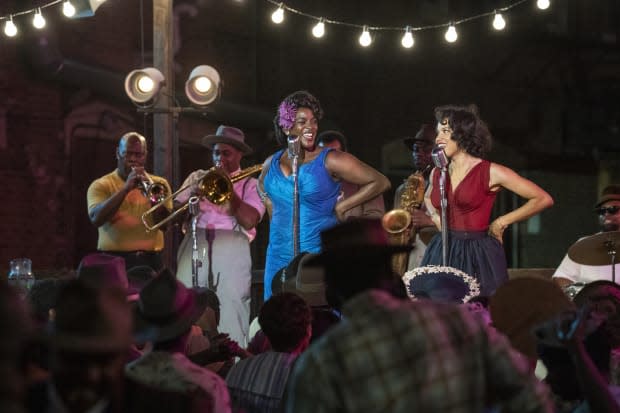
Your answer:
87;131;172;271
175;125;265;347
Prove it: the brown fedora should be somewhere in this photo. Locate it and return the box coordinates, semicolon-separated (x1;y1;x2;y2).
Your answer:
594;184;620;209
201;125;253;155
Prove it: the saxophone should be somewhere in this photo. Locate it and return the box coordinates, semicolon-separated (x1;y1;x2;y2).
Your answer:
381;168;427;276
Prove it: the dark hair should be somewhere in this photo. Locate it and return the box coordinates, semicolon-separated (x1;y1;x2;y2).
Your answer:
273;90;323;145
434;104;492;158
317;130;347;152
258;292;311;352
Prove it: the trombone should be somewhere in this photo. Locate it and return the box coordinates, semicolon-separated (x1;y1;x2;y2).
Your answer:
141;164;263;231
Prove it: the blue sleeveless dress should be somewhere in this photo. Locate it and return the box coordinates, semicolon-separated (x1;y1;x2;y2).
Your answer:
263;148;340;299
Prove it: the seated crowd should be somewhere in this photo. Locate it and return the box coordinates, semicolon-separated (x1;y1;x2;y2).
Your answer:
3;218;620;413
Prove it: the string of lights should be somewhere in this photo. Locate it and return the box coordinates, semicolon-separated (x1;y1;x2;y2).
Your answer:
0;0;105;36
1;0;552;47
264;0;552;47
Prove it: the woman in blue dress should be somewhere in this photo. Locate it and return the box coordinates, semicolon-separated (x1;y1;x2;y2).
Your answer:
258;90;390;300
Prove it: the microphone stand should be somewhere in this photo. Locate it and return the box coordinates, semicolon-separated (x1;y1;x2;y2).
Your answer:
188;196;201;288
438;166;449;266
288;136;301;260
605;238;617;283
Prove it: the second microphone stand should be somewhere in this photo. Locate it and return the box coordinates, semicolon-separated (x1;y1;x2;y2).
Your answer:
188;196;201;288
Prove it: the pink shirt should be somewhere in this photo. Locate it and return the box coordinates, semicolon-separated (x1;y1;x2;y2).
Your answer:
175;169;265;242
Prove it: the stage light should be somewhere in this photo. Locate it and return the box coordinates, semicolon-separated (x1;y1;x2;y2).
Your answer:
492;12;506;30
185;65;221;106
312;19;325;38
401;26;414;48
4;16;17;37
124;68;165;105
63;1;76;18
444;24;458;43
359;26;371;47
537;0;550;10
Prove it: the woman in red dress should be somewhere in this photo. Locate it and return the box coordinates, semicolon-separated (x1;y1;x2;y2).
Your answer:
421;104;554;296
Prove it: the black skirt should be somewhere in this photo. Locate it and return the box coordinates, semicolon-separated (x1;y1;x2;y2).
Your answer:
420;230;508;297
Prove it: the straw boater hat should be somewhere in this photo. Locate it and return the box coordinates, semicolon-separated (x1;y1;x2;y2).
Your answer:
201;125;253;155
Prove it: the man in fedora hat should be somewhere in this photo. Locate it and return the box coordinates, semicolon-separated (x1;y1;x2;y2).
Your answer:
87;131;172;271
317;130;385;220
126;270;232;413
285;219;552;413
26;279;132;413
175;124;265;347
393;123;438;270
553;184;620;288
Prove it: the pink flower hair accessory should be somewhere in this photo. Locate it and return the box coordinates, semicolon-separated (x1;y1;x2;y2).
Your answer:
278;100;297;131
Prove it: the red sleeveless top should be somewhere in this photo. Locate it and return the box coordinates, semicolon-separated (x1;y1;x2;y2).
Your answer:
430;160;497;231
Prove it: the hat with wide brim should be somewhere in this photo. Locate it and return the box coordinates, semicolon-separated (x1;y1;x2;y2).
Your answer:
594;184;620;208
77;253;139;296
201;125;253;155
282;253;328;307
403;124;436;150
305;219;413;267
490;278;575;359
132;270;208;343
403;265;480;304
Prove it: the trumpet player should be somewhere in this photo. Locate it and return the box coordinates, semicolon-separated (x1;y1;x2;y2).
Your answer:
175;125;265;347
87;131;172;271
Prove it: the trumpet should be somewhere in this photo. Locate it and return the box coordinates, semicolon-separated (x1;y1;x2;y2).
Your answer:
141;164;263;231
139;179;168;205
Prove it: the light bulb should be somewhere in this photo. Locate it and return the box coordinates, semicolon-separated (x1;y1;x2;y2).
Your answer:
136;75;155;94
444;24;458;43
33;9;46;29
271;5;284;24
4;17;17;37
401;27;414;48
63;1;76;17
359;26;371;47
312;20;325;38
537;0;550;10
193;76;212;93
492;12;506;30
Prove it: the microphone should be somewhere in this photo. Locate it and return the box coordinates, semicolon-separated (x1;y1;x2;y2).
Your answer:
287;135;301;159
431;146;449;170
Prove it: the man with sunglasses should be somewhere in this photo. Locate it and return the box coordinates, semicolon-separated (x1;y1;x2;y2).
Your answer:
553;184;620;288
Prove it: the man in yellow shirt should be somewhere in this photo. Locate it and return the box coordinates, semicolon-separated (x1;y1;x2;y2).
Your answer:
87;132;172;270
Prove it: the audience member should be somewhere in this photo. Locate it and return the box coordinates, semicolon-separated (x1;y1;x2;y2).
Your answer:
226;292;312;413
26;280;132;413
285;219;552;413
0;282;33;413
126;269;232;413
77;253;139;301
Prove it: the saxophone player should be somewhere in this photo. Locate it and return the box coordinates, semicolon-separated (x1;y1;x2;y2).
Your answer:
87;132;172;271
393;124;438;270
